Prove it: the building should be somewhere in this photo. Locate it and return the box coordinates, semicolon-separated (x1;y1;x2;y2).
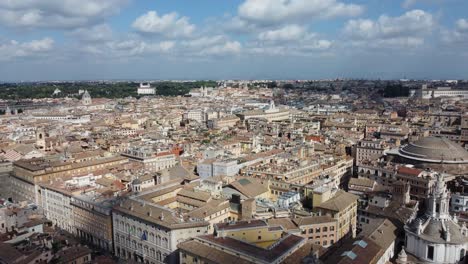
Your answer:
293;216;338;247
314;190;358;240
237;100;290;123
355;139;388;166
138;83;156;95
82;90;92;105
411;84;468;99
122;146;177;172
386;136;468;175
207;115;240;130
112;199;210;263
55;246;92;264
71;194;114;252
404;174;468;263
178;220;311;264
10;155;127;202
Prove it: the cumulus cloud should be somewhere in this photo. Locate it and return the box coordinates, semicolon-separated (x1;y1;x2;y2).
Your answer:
132;11;195;38
258;25;308;42
69;24;113;42
0;37;54;61
0;0;127;29
344;10;434;48
441;18;468;46
179;35;242;57
456;19;468;31
250;24;332;56
238;0;363;26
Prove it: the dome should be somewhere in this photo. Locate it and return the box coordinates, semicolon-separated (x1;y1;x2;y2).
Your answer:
398;137;468;163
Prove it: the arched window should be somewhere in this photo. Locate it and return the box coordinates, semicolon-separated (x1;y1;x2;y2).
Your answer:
162;237;168;248
461;249;466;261
149;232;155;243
157;251;162;261
156;235;161;245
150;248;155;258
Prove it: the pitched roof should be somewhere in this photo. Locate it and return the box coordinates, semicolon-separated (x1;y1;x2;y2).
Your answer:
229;177;269;198
316;190;358;212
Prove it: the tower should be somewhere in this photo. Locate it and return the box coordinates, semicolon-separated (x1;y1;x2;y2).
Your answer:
36;127;46;150
82;90;92;105
426;173;450;220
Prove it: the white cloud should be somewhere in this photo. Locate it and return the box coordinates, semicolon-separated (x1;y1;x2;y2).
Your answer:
402;0;445;9
344;10;434;48
0;0;127;29
441;18;468;46
250;24;332;56
200;41;242;56
456;19;468;31
179;35;242;57
69;24;113;42
132;11;195;38
258;25;308;42
0;37;54;61
238;0;363;25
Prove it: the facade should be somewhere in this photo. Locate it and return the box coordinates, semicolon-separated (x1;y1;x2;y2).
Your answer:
38;184;74;233
112;199;210;264
237;101;290;123
314;190;358;240
411;85;468;99
293;216;338;247
71;195;114;252
122;146;177;172
138;83;156;95
82;90;92;105
404;174;468;263
355;139;387;166
10;155;127;203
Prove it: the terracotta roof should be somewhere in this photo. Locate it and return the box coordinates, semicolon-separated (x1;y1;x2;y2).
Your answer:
397;167;423;176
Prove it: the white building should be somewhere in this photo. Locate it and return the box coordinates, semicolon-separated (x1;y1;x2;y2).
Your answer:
451;192;468;213
404;174;468;263
122;146;177;172
277;191;300;208
82;90;92;105
38;184;74;233
411;85;468;99
138;83;156;95
112;199;210;263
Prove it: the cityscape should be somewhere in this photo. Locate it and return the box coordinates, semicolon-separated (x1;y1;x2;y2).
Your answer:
1;1;468;264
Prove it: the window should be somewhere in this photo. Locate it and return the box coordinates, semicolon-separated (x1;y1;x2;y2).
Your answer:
323;241;327;246
315;228;320;233
309;228;313;234
258;236;262;240
427;245;434;260
330;226;335;231
322;227;328;232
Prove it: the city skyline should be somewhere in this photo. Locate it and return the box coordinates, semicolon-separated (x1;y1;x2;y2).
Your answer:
1;0;468;81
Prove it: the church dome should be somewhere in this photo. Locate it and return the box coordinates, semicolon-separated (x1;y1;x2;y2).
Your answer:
398;137;468;163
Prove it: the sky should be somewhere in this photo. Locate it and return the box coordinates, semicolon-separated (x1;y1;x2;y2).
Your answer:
0;0;468;81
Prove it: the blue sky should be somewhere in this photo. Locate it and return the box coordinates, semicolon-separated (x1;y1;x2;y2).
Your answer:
0;0;467;81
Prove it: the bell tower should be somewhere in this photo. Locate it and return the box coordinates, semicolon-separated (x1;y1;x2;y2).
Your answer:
36;127;46;150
